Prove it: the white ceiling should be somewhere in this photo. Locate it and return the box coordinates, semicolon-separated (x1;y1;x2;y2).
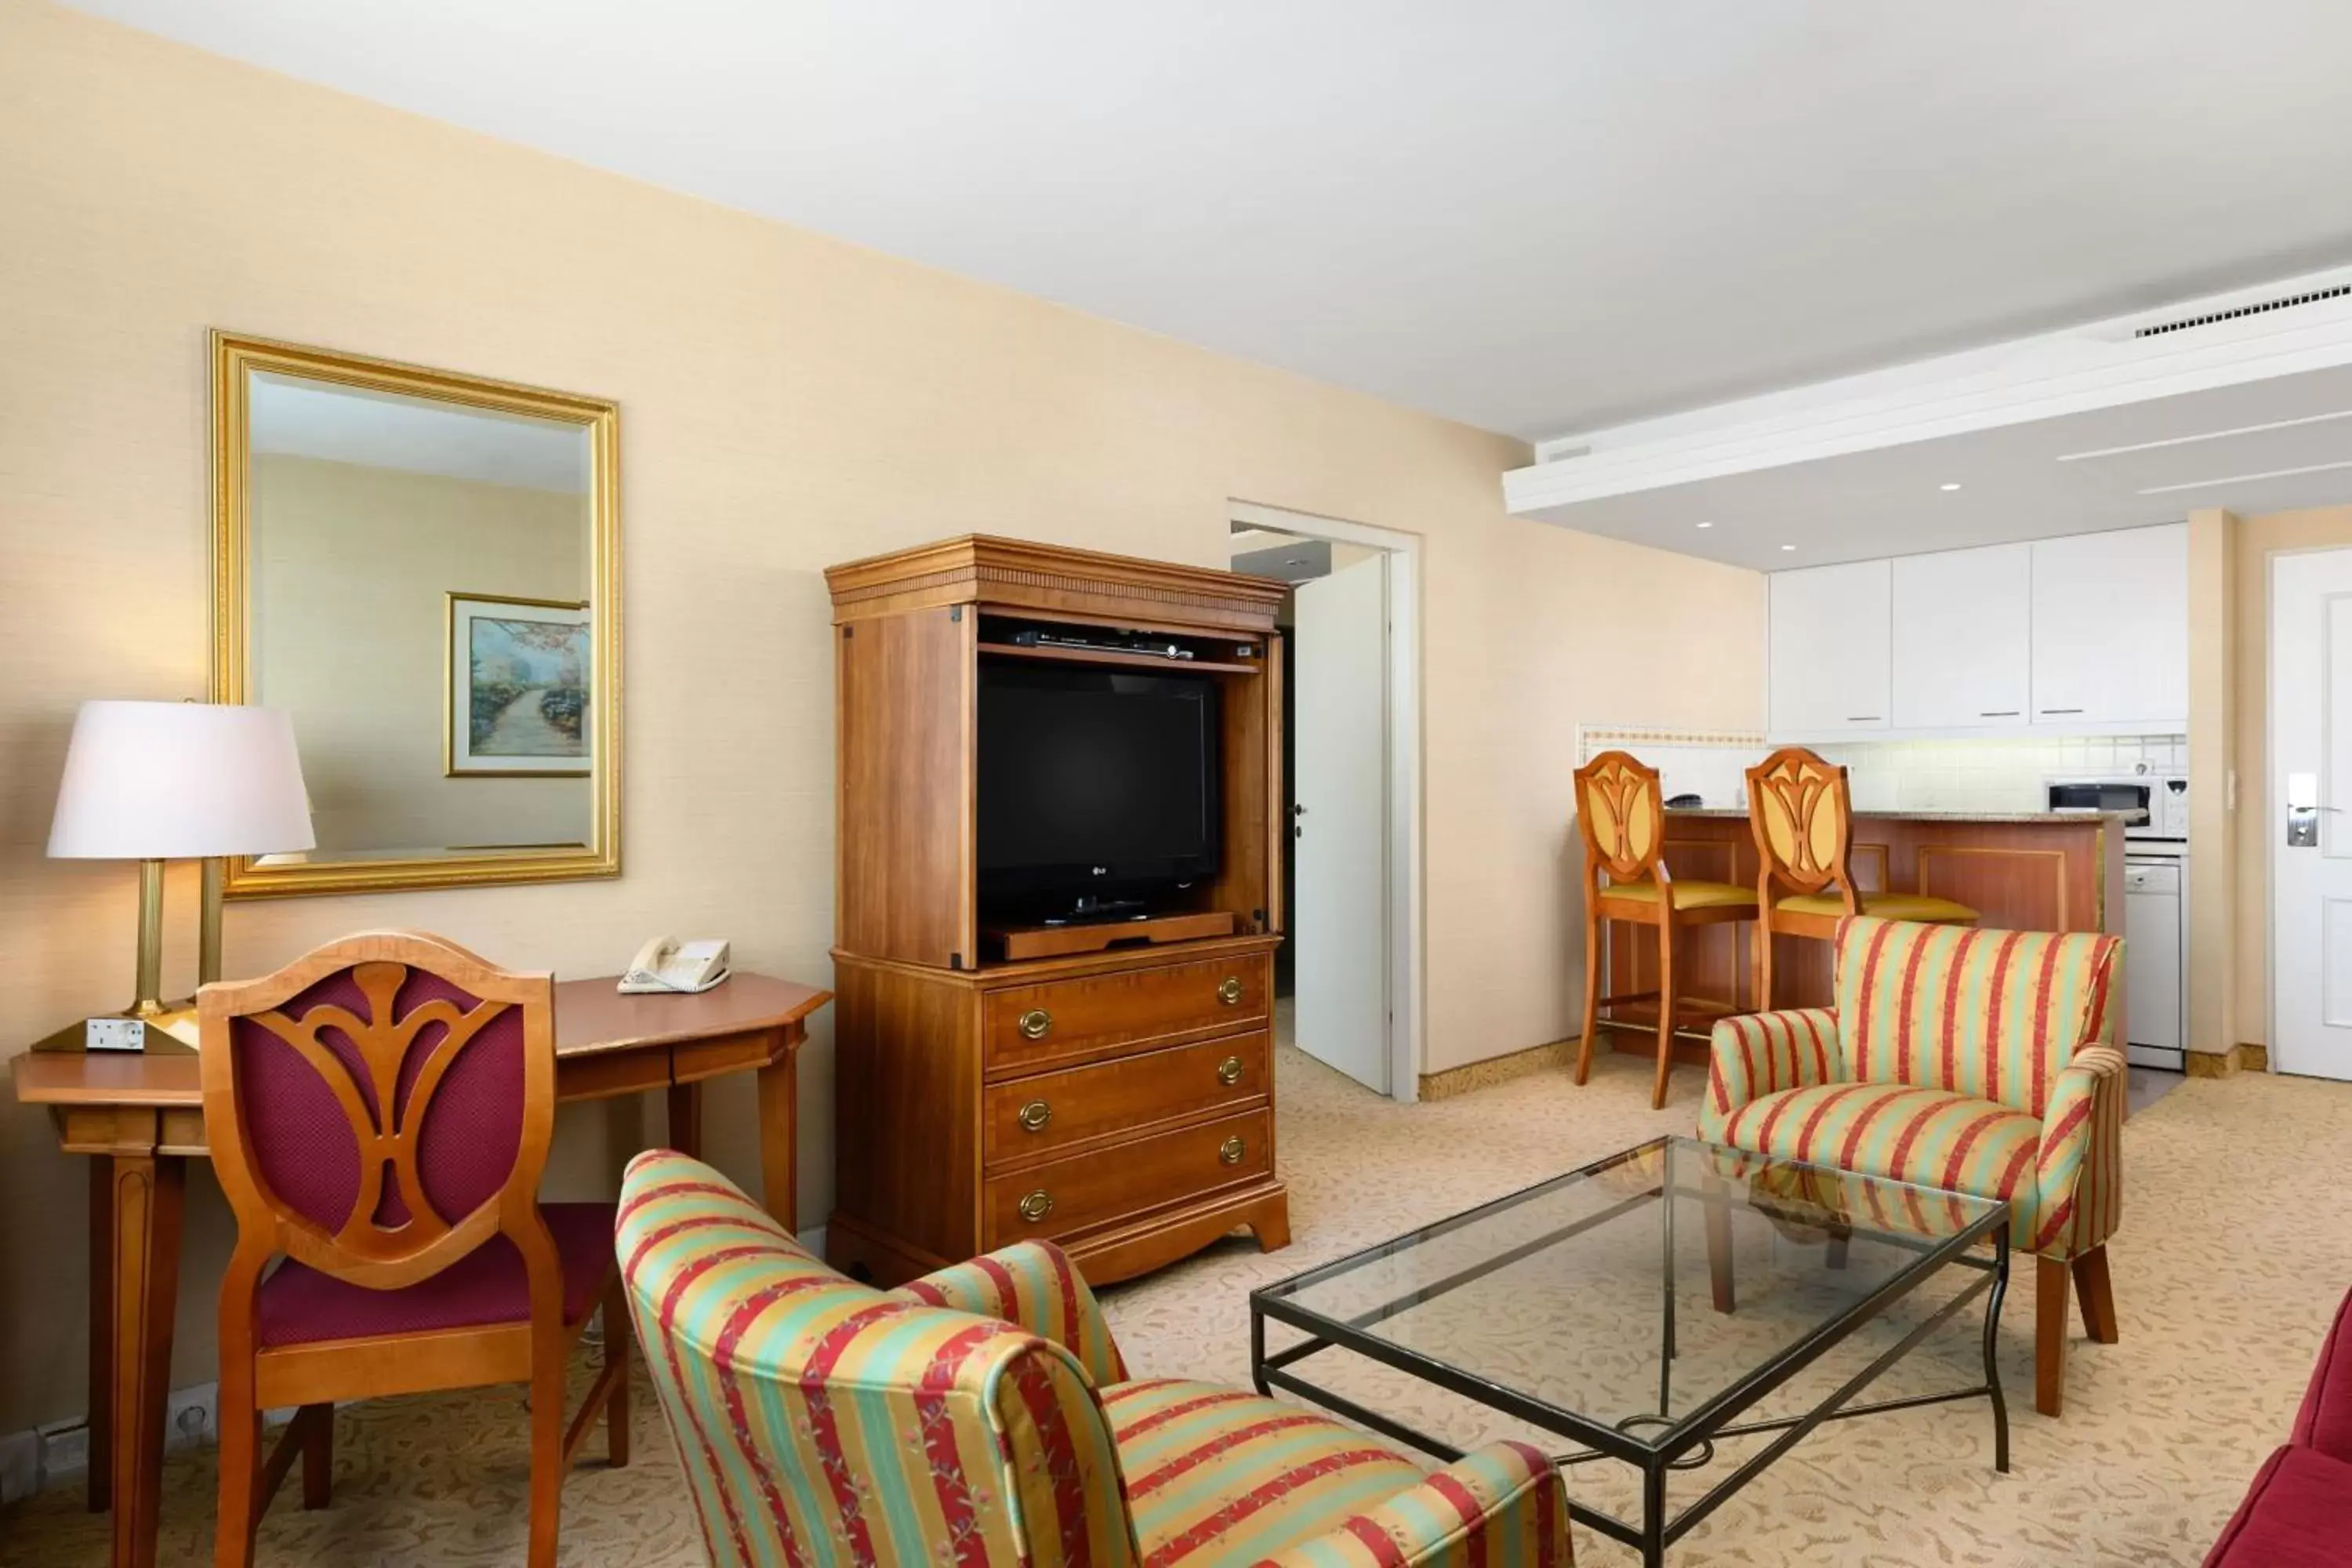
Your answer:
250;373;589;492
1515;358;2352;571
64;0;2352;440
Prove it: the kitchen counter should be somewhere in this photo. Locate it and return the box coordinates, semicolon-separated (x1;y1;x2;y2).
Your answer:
1602;808;2129;1053
1666;808;2143;824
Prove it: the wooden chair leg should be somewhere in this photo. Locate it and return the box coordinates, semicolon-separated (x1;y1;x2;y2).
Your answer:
1825;1225;1850;1271
214;1403;261;1568
1703;1179;1737;1313
299;1403;333;1509
1650;913;1677;1109
603;1279;633;1468
1575;909;1602;1086
527;1357;568;1568
2035;1255;2071;1417
2072;1247;2119;1345
1753;909;1775;1013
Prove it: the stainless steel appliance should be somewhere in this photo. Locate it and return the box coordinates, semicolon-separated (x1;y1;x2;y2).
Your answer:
2048;775;2187;1070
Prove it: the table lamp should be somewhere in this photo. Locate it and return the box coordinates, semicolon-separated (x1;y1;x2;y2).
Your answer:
45;700;314;1050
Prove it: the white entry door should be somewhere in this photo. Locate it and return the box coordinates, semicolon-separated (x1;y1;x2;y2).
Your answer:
1291;552;1390;1093
2270;547;2352;1080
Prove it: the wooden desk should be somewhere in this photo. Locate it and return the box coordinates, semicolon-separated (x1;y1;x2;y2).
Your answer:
9;972;829;1568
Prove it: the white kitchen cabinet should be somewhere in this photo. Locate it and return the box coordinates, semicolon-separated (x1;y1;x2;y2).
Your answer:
1769;560;1891;734
1891;543;2031;728
2028;523;2188;726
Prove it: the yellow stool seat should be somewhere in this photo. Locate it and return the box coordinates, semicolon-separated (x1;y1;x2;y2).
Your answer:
1600;879;1759;912
1775;891;1978;923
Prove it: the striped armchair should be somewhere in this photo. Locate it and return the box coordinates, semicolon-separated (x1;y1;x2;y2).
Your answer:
618;1150;1573;1568
1699;916;2125;1417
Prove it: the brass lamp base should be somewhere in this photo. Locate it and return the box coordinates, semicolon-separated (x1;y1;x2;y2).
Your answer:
31;1006;201;1055
30;855;217;1055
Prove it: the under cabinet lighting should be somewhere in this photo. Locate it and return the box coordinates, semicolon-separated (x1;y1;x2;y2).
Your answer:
1940;482;1962;492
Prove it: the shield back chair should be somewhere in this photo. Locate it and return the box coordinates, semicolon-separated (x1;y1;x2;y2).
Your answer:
1744;746;1978;1009
617;1149;1573;1568
200;931;630;1568
1575;750;1759;1108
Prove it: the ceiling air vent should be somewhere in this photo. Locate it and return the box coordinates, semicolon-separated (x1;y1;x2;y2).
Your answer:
2135;284;2352;339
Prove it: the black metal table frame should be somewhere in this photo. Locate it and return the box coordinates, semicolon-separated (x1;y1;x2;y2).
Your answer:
1249;1141;2012;1568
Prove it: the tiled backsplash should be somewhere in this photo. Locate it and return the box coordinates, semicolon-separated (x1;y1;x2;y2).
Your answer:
1577;726;2187;813
1813;735;2188;813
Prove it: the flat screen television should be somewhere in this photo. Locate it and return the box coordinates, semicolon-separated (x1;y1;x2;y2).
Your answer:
977;661;1220;919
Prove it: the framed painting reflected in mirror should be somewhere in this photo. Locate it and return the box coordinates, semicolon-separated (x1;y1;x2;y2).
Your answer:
212;332;621;896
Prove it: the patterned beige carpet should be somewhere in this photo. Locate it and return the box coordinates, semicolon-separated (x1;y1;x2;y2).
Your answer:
5;1047;2347;1566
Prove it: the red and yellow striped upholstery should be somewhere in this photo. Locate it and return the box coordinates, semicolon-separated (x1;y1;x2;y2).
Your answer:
619;1152;1574;1568
1700;917;2126;1263
1708;1081;2042;1247
895;1239;1130;1387
1832;917;2120;1118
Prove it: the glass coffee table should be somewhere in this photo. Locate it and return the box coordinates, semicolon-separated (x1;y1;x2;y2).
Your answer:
1250;1136;2011;1566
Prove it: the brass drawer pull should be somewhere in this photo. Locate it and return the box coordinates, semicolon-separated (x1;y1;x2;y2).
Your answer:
1218;1135;1246;1166
1017;1099;1052;1132
1018;1007;1053;1040
1216;1055;1244;1087
1217;976;1245;1005
1018;1189;1054;1223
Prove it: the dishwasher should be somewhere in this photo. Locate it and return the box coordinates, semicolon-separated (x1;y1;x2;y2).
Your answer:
2122;856;2185;1071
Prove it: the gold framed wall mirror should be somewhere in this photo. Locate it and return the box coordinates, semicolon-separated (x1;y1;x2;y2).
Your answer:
212;332;621;896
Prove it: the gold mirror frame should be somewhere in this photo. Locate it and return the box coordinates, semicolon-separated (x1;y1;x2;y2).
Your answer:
211;332;622;897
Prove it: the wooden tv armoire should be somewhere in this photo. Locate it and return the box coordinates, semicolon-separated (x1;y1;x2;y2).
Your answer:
825;535;1293;1287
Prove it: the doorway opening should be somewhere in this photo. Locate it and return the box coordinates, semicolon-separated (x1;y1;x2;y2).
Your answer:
1229;502;1422;1101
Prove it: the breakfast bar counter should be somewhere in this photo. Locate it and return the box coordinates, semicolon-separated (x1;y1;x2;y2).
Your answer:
1605;808;2129;1055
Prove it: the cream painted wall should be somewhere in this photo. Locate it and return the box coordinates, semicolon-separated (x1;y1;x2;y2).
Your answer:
0;0;1762;1432
2230;503;2352;1047
253;454;591;853
2185;509;2237;1058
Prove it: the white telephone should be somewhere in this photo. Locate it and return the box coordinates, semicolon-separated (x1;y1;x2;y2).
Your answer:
619;937;732;995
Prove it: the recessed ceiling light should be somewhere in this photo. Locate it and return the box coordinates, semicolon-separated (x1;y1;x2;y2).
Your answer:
1940;482;1962;492
1695;521;1714;529
1780;543;1796;552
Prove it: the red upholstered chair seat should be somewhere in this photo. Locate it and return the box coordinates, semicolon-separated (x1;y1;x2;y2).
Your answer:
256;1202;616;1348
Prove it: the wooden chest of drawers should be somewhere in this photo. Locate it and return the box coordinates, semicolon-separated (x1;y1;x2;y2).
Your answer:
829;936;1290;1287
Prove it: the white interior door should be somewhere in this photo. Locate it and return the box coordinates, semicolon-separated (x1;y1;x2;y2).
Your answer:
1292;552;1390;1093
2270;547;2352;1080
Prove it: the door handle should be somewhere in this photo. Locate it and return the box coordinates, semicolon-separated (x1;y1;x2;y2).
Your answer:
2039;707;2085;715
1978;710;2020;718
1845;716;1882;723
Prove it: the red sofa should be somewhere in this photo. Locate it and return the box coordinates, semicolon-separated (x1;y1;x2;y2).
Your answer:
2205;1289;2352;1566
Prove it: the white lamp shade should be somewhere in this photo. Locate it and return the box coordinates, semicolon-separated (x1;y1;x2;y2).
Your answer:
48;701;317;859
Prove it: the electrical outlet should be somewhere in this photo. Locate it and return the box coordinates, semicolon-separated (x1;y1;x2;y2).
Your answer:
167;1383;216;1450
36;1420;89;1486
0;1429;37;1506
85;1015;144;1051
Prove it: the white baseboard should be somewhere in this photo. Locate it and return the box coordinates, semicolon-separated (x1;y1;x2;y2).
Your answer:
0;1428;37;1507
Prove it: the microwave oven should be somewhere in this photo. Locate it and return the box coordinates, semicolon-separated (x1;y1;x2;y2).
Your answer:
2045;776;2187;840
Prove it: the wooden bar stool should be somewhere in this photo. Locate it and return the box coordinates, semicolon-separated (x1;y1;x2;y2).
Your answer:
1574;750;1759;1108
1744;746;1980;1008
